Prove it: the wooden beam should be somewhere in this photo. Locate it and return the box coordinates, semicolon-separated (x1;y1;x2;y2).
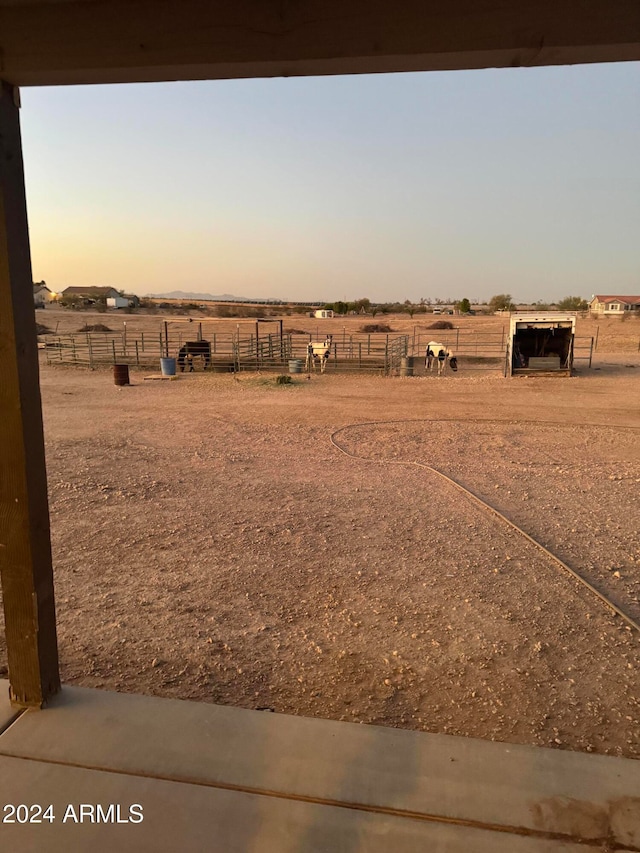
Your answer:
0;0;639;86
0;81;60;707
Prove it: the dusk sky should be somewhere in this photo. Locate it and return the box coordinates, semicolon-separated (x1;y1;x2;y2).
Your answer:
20;62;640;305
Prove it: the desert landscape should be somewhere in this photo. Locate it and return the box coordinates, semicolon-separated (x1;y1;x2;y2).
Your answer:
2;309;639;759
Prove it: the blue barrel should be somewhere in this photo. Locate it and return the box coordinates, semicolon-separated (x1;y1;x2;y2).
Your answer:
160;357;177;376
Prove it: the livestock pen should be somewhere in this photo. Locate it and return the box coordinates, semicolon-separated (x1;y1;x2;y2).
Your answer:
40;322;594;375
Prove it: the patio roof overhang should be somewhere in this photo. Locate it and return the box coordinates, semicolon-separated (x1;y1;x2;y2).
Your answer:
1;0;639;88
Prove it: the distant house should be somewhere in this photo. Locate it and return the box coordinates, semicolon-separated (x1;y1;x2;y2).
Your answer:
314;309;334;319
61;286;136;308
589;295;640;315
33;284;53;307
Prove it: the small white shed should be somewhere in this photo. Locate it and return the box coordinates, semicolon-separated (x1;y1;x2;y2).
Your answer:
106;294;131;309
314;309;334;319
507;313;576;376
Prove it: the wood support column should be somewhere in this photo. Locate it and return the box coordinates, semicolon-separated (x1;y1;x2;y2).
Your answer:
0;81;60;706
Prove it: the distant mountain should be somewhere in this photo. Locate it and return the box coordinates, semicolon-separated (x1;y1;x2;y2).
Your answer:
145;290;281;303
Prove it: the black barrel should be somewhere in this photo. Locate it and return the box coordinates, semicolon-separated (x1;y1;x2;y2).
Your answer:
113;364;130;386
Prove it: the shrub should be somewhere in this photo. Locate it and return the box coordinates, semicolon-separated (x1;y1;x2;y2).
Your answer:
275;375;292;384
360;323;393;333
427;320;454;330
78;323;113;332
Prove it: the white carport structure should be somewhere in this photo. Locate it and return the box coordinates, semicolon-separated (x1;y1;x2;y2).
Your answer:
1;2;640;850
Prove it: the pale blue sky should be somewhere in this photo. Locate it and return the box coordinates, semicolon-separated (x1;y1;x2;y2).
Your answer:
20;63;640;304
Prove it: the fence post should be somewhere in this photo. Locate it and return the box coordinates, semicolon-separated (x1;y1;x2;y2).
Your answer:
111;340;117;364
88;336;93;369
594;325;599;352
589;338;594;368
135;340;140;366
141;331;145;352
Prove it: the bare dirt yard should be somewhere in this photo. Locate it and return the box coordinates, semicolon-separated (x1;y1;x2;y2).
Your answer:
2;311;639;760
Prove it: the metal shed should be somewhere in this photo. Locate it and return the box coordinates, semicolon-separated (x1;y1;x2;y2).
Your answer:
507;313;576;376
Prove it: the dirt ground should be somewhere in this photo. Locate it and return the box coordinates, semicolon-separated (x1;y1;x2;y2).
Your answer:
2;316;640;760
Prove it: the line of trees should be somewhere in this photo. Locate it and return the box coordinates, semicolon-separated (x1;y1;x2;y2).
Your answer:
489;294;589;312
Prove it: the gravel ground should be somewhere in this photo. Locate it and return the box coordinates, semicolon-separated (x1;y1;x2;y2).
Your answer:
1;355;639;758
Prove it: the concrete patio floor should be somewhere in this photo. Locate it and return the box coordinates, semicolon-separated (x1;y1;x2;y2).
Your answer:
0;681;638;851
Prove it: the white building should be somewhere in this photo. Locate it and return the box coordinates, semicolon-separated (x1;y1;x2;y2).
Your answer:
106;294;131;309
314;309;334;319
33;284;52;307
507;313;576;376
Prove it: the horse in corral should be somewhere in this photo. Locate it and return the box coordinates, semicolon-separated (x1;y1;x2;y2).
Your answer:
425;341;457;375
177;340;212;372
305;335;333;373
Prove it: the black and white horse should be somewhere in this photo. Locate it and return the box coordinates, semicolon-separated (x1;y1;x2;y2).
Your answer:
425;341;457;375
177;340;212;372
305;335;333;373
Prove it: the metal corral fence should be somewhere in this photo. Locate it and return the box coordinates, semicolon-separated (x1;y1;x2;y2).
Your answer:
411;330;506;372
41;326;594;374
411;330;594;374
42;328;411;374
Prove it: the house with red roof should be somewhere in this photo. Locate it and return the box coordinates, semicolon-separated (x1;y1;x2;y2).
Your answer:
589;295;640;315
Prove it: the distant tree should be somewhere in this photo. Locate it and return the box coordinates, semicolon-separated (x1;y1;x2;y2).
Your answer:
556;295;588;311
456;297;471;314
353;297;371;314
489;293;515;312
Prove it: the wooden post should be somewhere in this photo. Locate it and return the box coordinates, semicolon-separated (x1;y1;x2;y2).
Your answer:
594;325;600;352
164;321;169;357
111;339;116;363
0;82;60;706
